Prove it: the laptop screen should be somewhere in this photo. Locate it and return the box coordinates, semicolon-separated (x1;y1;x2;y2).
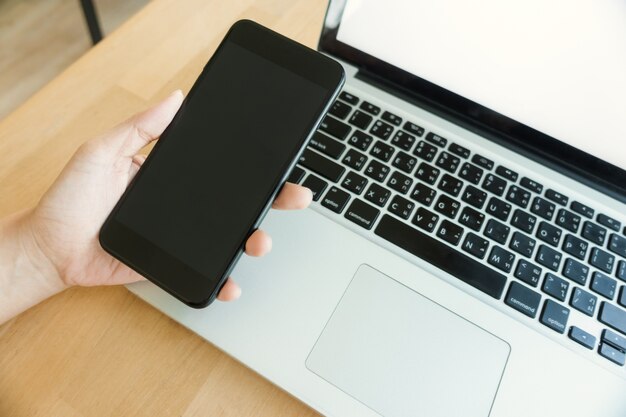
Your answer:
333;0;626;171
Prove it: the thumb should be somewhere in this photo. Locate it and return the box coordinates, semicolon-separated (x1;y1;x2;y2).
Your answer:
105;90;184;158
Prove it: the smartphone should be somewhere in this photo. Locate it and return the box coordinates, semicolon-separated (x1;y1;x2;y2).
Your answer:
99;20;344;308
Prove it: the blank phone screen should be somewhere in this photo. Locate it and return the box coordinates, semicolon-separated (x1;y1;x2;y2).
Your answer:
116;40;327;278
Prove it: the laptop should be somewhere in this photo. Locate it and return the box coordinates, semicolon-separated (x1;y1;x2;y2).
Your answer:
128;1;626;415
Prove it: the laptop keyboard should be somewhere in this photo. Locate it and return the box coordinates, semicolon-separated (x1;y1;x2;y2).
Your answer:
291;90;626;368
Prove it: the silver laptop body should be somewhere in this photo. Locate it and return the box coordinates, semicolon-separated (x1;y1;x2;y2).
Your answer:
128;1;626;415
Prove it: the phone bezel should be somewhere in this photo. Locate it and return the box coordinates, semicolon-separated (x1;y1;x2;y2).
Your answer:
99;19;345;308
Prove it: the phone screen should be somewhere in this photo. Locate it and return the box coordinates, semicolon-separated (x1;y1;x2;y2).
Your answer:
115;39;329;288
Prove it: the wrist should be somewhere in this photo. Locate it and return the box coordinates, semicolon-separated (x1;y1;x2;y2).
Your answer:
0;210;67;323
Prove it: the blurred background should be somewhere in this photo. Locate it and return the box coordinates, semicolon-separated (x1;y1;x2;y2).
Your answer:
0;0;151;120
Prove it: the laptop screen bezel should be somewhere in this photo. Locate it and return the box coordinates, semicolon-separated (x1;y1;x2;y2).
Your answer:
317;1;626;203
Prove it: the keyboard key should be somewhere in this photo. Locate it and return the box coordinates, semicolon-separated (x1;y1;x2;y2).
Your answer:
391;130;416;151
505;281;541;318
414;162;440;185
348;110;374;130
616;284;626;308
448;143;470;159
484;219;510;244
339;91;359;105
531;197;555;220
590;247;615;274
462;233;489;259
370;120;394;140
458;162;484;185
299;149;346;182
387;171;413;194
582;221;607;246
542;273;569;301
344;199;380;230
341;171;368;195
520;177;543;194
359;100;380;115
599;302;626;336
437;174;464;197
563;258;589;285
481;174;507;196
437;220;464;246
434;194;461;219
571;201;594;218
602;329;626;352
391;151;417;173
309;132;346;159
413;140;438;162
287;166;305;184
329;100;352;119
370;141;395;162
435;152;461;173
609;234;626;258
545;189;569;206
511;209;537;234
319;115;351;140
347;130;373;151
496;165;518;182
515;260;542;287
364;160;391;182
536;221;562;247
599;343;625;366
364;183;391;207
486;197;512;222
555;209;581;233
425;132;448;147
540;299;569;334
381;110;402;126
388;195;415;220
471;154;494;170
509;231;536;258
342;148;368;171
536;244;562;271
570;287;597;316
321;187;351;213
617;261;626;282
375;215;507;298
488;246;515;273
598;213;621;232
410;183;436;207
569;326;596;350
459;206;485;231
412;207;439;232
402;121;424;137
506;185;531;208
591;272;617;300
461;185;487;209
562;234;588;260
302;174;327;201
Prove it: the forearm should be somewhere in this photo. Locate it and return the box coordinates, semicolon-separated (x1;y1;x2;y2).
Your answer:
0;209;66;324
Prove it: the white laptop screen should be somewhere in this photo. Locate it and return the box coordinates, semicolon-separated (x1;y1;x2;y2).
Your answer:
336;0;626;171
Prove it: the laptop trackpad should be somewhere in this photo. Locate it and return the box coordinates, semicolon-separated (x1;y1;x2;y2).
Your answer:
306;264;510;417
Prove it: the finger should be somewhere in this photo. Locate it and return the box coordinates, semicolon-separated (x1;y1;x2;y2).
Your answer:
216;278;241;301
245;229;272;257
128;154;147;183
272;183;313;210
93;90;184;158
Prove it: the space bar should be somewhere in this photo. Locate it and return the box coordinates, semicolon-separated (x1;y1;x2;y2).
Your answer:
374;215;507;299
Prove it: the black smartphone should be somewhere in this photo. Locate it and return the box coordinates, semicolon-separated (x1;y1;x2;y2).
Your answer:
99;20;344;308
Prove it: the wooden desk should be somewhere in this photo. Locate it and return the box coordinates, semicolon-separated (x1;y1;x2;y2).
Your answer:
0;1;326;415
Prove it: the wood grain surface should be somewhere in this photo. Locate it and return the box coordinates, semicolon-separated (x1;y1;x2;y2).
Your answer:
0;0;327;415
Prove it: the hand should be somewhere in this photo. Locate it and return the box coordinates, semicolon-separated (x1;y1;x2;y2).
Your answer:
25;90;312;302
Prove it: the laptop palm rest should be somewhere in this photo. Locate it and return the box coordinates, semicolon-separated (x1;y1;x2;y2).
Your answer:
306;264;510;417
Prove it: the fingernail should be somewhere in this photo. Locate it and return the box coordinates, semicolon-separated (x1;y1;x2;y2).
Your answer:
171;89;184;97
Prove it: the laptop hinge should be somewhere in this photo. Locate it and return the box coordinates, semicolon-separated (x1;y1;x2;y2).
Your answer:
355;68;626;204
